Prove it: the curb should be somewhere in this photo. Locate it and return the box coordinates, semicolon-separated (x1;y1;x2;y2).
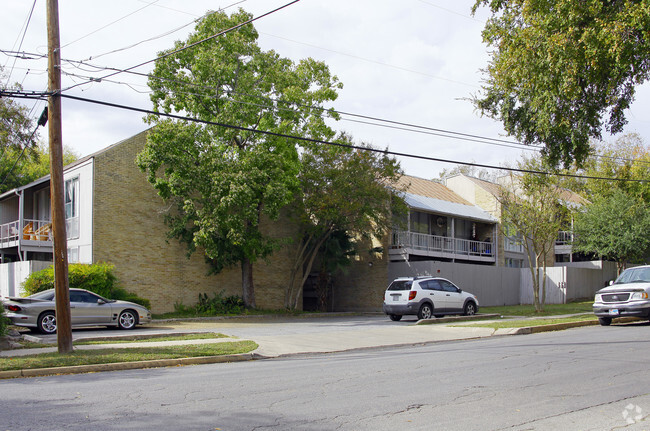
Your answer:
0;352;258;380
415;313;501;325
498;316;641;335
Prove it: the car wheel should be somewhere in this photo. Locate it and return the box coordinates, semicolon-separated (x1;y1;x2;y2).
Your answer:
598;317;612;326
417;303;433;320
118;310;137;330
38;311;57;334
389;314;402;321
463;302;477;316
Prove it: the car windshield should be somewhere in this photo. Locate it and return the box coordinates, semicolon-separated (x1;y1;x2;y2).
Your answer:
615;267;650;284
387;280;412;291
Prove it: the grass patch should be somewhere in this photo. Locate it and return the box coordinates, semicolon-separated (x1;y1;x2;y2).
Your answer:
0;340;257;371
481;301;593;317
12;333;229;350
458;315;597;330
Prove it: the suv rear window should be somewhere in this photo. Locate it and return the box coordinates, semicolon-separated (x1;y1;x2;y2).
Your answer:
387;280;412;291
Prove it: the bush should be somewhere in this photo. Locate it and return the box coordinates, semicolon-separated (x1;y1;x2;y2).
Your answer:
174;291;244;316
22;263;151;309
0;307;7;337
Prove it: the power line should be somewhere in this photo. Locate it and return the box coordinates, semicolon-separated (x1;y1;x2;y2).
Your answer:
3;0;37;88
79;1;247;61
61;0;161;49
32;92;643;184
60;0;302;93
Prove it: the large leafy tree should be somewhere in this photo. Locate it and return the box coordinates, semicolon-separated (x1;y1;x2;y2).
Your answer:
137;9;341;308
285;138;406;310
472;0;650;167
573;189;650;274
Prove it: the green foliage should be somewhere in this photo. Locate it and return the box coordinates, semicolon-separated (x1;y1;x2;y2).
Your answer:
498;154;569;312
285;137;406;309
473;0;650;167
22;263;150;309
173;291;245;316
0;306;7;337
573;189;650;272
138;8;341;308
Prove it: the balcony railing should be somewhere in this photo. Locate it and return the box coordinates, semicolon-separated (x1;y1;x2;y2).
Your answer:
391;230;495;260
0;219;52;246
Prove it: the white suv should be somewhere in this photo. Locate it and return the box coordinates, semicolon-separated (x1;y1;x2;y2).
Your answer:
593;265;650;326
382;277;479;321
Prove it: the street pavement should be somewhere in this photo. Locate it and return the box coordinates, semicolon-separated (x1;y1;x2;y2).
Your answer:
0;313;602;378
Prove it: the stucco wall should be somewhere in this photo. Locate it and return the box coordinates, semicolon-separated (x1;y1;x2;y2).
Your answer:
91;130;298;313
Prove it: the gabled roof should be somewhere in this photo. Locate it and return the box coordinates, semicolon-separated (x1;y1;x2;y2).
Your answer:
395;175;497;223
461;175;503;198
0;129;151;201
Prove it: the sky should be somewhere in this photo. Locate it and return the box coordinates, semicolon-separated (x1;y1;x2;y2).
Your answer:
2;0;650;180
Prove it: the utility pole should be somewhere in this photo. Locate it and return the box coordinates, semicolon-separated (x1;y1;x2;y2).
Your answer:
47;0;72;353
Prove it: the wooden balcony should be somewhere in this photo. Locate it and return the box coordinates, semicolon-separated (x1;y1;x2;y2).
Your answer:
390;230;496;263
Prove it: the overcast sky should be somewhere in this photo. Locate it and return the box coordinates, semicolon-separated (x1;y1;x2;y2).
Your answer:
3;0;649;179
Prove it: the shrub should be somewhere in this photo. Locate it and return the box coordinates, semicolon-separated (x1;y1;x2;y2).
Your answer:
22;263;151;309
0;307;7;337
173;291;244;316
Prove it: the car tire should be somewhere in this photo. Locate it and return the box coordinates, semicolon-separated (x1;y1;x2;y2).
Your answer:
389;314;402;321
417;303;433;320
38;311;57;334
118;310;137;330
598;317;612;326
463;302;477;316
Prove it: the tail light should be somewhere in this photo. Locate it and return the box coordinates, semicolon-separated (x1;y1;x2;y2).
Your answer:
409;291;417;300
7;305;21;312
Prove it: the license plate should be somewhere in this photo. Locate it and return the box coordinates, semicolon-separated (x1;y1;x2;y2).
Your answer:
392;295;400;302
608;309;619;316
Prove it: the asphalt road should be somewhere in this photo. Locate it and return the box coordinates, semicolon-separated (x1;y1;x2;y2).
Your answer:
2;320;650;430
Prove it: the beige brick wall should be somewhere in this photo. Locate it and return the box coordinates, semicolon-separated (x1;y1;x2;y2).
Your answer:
331;235;389;312
92;130;298;313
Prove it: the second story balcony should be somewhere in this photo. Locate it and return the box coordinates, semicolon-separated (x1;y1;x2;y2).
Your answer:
390;230;496;263
0;219;53;250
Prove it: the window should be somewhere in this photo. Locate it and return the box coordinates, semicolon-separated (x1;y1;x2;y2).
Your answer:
439;280;459;292
65;177;79;239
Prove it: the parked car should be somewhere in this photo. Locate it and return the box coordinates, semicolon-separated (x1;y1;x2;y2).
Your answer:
382;276;479;321
593;265;650;326
2;288;152;334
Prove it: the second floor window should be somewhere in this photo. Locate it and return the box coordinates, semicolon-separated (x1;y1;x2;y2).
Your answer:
65;177;79;239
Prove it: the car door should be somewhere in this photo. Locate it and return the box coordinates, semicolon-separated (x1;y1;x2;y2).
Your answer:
420;280;445;310
438;279;464;312
69;291;112;325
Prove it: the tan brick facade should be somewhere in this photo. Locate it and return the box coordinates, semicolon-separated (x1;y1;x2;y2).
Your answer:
91;131;299;313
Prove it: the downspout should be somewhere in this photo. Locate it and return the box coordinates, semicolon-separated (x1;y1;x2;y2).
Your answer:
15;189;24;261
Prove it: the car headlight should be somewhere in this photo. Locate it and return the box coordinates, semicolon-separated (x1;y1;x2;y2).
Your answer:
594;294;602;302
631;291;649;300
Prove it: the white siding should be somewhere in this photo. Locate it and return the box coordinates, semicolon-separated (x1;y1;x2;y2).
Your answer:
64;159;93;264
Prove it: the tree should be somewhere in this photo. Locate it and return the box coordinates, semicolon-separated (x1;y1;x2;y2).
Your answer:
578;134;650;203
137;9;341;308
472;0;650;167
573;189;650;274
284;138;406;310
498;155;568;312
0;143;78;193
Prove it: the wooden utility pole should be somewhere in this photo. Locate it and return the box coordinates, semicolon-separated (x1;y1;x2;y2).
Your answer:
47;0;72;353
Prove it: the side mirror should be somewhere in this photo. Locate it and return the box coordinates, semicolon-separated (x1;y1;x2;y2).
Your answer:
608;280;614;286
97;299;106;305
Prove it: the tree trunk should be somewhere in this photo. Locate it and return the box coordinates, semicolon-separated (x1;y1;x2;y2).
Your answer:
241;258;256;309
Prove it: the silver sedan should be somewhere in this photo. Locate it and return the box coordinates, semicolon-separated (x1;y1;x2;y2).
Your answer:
2;288;151;334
